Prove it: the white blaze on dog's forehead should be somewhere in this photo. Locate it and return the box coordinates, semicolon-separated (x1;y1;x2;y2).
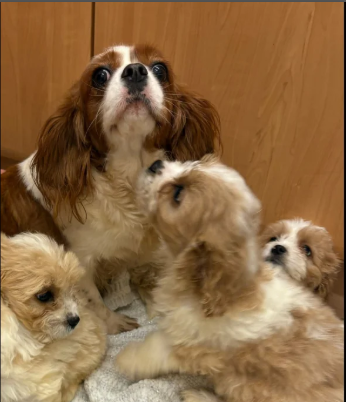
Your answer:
101;44;164;140
112;45;164;107
266;219;311;244
112;45;134;66
156;161;256;202
153;161;197;192
162;160;194;179
284;218;311;236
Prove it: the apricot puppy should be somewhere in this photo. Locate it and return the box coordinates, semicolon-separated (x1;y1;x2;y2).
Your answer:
1;233;107;402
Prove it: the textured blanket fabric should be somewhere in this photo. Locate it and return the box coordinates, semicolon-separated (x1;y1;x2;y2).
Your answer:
72;295;206;402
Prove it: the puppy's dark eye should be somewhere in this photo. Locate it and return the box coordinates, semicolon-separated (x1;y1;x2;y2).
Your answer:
303;245;312;257
152;63;168;82
92;67;111;88
269;237;278;242
36;291;54;303
173;185;184;204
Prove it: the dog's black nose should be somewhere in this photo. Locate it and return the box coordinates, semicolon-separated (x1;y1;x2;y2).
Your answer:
66;314;80;329
271;245;287;255
121;63;148;83
148;160;164;174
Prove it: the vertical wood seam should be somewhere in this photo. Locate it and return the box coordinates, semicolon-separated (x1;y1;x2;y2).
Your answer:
90;2;95;58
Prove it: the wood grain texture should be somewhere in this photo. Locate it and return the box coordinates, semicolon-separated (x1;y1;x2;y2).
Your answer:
95;2;344;256
1;2;92;160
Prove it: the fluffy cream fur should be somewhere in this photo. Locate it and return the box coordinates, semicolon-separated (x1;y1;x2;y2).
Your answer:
1;233;107;402
116;157;344;402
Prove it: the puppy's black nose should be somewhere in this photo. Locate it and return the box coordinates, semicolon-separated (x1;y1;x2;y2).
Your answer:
271;245;287;255
148;160;164;174
66;314;80;329
121;63;148;83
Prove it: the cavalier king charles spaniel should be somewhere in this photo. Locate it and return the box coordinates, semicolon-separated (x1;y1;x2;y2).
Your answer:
1;44;220;334
116;156;343;402
261;219;340;300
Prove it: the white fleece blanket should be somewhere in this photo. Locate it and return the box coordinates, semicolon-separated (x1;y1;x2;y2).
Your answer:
72;294;207;402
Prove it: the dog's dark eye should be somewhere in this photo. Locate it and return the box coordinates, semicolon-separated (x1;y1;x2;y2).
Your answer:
152;63;168;82
269;237;278;242
92;67;111;88
173;185;184;204
303;245;312;257
36;291;54;303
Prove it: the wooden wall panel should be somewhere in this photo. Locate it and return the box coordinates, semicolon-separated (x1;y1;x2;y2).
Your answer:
95;2;344;256
1;2;92;160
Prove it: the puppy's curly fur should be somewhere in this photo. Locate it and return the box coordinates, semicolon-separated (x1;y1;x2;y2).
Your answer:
116;157;344;402
1;233;107;402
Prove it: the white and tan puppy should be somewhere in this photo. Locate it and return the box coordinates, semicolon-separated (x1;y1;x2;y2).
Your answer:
116;157;344;402
261;219;340;300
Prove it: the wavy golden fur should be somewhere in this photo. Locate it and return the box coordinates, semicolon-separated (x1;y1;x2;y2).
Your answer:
1;233;107;402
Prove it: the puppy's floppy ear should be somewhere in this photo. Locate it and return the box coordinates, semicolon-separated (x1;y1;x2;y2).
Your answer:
183;240;238;317
1;233;9;282
1;234;15;294
31;83;92;223
162;85;221;162
315;275;333;301
314;252;341;301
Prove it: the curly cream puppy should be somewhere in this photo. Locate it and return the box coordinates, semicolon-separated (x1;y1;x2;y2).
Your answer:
116;156;344;402
1;233;107;402
260;219;340;300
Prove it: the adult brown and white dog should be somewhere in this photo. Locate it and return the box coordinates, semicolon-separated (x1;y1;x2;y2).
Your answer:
116;157;344;402
1;44;220;334
261;219;340;300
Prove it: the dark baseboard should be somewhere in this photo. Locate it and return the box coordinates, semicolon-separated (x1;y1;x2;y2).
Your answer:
1;155;19;170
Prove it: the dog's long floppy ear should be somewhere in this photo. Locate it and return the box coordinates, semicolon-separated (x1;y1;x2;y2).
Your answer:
315;274;334;301
182;239;248;318
31;83;92;223
314;253;341;301
159;85;221;162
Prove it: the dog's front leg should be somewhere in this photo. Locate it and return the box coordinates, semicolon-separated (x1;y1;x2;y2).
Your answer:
115;331;180;381
78;272;139;334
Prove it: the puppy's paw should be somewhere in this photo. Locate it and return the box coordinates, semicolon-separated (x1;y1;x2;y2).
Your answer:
145;301;158;320
61;383;80;402
107;312;139;335
118;313;140;332
115;342;144;381
182;389;221;402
